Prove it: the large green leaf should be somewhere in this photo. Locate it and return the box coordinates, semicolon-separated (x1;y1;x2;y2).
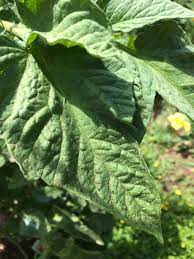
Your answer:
11;0;194;54
1;0;194;242
0;37;162;240
104;0;194;32
15;0;112;56
134;21;194;120
1;1;193;133
7;0;193;135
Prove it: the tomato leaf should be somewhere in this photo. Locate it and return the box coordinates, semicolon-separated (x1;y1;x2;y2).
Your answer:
0;39;162;241
1;0;194;242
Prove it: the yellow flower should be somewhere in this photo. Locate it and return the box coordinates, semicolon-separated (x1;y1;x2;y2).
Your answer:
175;189;182;196
167;112;191;134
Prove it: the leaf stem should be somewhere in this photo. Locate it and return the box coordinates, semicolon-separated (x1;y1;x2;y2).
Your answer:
0;20;30;39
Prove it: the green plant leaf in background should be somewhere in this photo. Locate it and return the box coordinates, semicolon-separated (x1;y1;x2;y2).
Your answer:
98;0;194;32
134;21;194;120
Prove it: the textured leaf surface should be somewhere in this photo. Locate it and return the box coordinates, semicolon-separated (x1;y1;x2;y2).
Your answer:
4;0;193;132
134;21;194;120
0;37;162;240
104;0;194;32
1;0;194;242
16;0;112;56
9;0;193;135
120;51;156;141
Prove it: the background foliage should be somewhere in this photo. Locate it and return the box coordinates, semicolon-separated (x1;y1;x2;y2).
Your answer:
0;0;194;258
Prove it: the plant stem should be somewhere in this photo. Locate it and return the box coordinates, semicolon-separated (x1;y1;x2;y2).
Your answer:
0;20;30;39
